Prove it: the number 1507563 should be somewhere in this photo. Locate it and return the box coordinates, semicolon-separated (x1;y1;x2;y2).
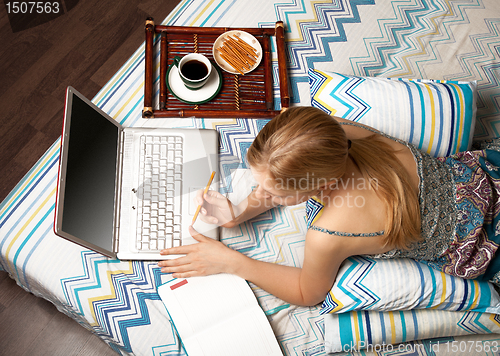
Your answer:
5;2;60;14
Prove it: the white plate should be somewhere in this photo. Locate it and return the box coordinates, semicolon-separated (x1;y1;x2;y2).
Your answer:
166;62;222;104
212;30;263;75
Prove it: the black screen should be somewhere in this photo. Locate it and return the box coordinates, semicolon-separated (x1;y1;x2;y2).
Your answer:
61;94;119;252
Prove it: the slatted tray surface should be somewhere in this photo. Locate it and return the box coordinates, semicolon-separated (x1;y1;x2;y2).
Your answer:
143;21;289;118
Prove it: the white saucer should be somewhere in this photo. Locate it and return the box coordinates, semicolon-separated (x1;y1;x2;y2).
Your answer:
166;62;222;104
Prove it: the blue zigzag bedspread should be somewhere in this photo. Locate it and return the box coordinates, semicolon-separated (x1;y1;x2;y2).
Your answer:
1;0;500;355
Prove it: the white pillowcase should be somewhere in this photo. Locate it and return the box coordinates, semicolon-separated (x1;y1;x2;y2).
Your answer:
322;256;500;315
309;68;477;157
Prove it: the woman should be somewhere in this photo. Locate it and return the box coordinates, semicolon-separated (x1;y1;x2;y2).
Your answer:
158;106;500;306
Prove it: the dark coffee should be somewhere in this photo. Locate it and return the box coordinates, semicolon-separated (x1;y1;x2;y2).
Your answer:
181;60;208;80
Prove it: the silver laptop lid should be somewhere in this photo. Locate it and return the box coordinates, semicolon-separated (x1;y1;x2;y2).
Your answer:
54;86;121;258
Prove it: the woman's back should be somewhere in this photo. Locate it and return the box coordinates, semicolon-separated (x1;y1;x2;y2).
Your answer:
308;116;421;255
336;116;420;189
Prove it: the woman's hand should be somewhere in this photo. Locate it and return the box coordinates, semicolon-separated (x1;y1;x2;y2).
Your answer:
158;226;240;278
194;189;236;227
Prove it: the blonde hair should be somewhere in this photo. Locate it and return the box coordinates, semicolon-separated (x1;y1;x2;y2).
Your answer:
246;106;421;250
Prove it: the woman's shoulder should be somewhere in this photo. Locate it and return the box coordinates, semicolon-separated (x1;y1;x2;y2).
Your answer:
306;218;393;257
307;195;393;256
318;192;386;233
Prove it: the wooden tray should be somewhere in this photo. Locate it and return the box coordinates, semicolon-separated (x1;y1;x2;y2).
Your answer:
142;18;290;118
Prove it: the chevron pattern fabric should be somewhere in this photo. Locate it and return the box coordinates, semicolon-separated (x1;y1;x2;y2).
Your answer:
324;308;500;353
1;0;500;355
322;256;500;315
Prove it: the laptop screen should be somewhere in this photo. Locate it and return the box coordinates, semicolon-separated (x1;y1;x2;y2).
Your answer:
60;93;119;253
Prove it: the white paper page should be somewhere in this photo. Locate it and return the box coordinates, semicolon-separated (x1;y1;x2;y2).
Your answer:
159;274;257;335
191;306;283;356
158;274;283;356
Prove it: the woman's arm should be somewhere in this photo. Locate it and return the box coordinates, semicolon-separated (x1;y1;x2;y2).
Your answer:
233;228;349;305
197;187;279;228
159;226;351;306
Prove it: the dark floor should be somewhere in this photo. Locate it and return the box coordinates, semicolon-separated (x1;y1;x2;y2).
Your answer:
0;0;181;354
0;271;119;355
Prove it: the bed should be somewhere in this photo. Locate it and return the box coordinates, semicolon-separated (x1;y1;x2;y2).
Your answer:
2;0;500;354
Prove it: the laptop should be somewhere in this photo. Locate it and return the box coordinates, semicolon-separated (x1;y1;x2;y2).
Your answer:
54;87;219;260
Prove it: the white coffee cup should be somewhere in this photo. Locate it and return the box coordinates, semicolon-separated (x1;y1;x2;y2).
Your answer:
173;53;213;90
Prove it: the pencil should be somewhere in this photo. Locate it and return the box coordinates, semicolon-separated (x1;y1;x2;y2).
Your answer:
192;171;216;225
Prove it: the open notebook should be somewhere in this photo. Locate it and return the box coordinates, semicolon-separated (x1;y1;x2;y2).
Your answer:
158;273;283;356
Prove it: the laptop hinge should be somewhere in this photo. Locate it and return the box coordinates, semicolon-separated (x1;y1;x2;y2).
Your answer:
113;129;125;254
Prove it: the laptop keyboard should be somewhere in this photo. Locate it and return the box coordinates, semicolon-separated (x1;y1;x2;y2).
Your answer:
136;135;183;251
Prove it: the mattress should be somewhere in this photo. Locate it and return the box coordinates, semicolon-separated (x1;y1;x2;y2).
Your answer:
2;0;500;355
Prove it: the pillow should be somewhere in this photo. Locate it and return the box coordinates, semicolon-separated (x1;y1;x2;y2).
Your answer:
321;256;500;315
324;308;500;353
308;68;477;157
